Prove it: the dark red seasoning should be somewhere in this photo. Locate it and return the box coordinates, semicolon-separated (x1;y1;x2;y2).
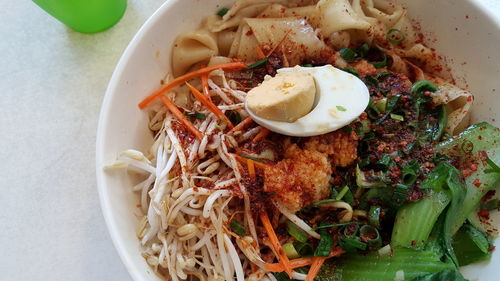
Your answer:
478;209;490;220
473;178;481;188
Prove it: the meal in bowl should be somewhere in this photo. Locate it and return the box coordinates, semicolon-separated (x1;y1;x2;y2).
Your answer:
106;0;500;280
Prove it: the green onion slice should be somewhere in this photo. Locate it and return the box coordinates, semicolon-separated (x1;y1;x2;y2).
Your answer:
314;222;334;257
245;57;268;70
339;48;357;62
283;242;300;259
371;53;387;68
387;28;406;44
216;7;229;17
335;186;350;201
286;220;309;243
340;67;359;77
390;113;404;121
411;80;439;94
336;105;347;112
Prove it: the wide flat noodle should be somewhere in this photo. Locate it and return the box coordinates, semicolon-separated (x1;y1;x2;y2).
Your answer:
171;29;218;77
317;0;371;36
206;0;292;33
229;17;329;66
258;4;320;27
430;77;473;135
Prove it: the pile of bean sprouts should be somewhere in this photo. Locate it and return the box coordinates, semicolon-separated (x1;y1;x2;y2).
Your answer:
107;71;323;281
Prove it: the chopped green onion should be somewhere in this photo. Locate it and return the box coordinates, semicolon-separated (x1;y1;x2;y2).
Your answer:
371;53;387;68
312;198;338;206
375;98;387;113
283;242;300;259
485;156;500;173
360;225;382;249
335;186;350;201
230;220;247;236
336;105;347;112
402;160;420;185
216;7;229;17
356;166;387;188
387;28;406;44
314;222;334;257
376;154;393;170
433;104;447;141
286;220;309;243
314;222;360;230
294;242;314;256
390;113;404;121
302;63;313;67
369;206;381;228
411;80;439;94
357;43;370;58
184;111;206;120
245;57;268;70
342;125;353;134
339;48;357;62
340;67;359;77
240;154;265;163
225;110;241;125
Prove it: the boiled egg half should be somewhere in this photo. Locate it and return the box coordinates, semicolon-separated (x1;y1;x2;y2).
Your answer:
245;65;370;137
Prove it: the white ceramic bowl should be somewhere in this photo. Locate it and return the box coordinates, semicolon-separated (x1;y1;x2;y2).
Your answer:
96;1;500;280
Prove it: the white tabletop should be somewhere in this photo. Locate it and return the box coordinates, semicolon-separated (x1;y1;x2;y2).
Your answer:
0;1;498;281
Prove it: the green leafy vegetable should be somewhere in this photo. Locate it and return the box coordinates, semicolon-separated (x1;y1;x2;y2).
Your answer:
315;222;334;257
452;223;492;266
408;270;466;281
402;159;420;185
368;206;381;228
316;248;455;281
436;122;500;234
433;105;447;141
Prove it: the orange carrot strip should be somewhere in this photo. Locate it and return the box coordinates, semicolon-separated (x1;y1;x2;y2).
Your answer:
305;257;328;281
138;62;246;109
260;212;293;278
256;46;266;59
247;158;256;179
264;248;345;272
252;127;270;142
266;29;292;57
201;73;212;102
185;82;234;129
235;155;269;169
160;96;203;140
229;116;254;134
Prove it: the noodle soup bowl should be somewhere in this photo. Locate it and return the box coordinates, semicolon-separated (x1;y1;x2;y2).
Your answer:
96;0;500;280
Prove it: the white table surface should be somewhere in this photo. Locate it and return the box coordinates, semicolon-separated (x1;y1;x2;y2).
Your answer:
0;1;498;281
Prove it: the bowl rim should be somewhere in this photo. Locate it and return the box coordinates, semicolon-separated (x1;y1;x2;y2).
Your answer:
95;1;177;280
96;1;499;281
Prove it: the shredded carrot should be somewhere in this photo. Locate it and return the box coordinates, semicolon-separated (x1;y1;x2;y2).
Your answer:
160;96;203;140
185;82;234;129
260;212;293;278
138;62;246;109
201;73;212;101
256;46;266;59
266;29;292;57
235;155;269;169
229;116;254;134
305;257;328;281
247;158;256;179
264;248;345;272
252;127;270;142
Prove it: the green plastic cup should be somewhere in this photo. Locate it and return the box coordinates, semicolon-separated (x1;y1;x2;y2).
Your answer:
33;0;127;33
